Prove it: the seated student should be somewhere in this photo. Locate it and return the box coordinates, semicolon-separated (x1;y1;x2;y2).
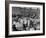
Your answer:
12;24;18;31
15;21;24;31
23;22;26;30
12;21;17;31
23;18;28;30
33;21;40;30
26;19;30;31
28;20;35;31
35;22;40;30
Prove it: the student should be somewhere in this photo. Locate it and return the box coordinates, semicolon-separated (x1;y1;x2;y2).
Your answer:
29;20;35;31
12;21;17;31
23;21;26;30
35;22;40;30
23;18;28;30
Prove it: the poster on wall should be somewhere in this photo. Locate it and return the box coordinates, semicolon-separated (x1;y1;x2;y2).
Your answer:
5;1;45;37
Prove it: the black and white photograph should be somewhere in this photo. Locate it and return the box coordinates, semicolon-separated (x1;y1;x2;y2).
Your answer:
5;1;45;37
12;7;40;31
9;4;43;35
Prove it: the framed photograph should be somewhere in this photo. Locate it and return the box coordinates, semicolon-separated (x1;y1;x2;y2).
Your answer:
5;1;45;37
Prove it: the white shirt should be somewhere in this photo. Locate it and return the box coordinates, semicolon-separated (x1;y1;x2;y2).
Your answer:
23;18;27;24
15;22;23;30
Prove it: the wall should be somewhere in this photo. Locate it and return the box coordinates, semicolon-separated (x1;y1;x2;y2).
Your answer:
0;0;46;38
